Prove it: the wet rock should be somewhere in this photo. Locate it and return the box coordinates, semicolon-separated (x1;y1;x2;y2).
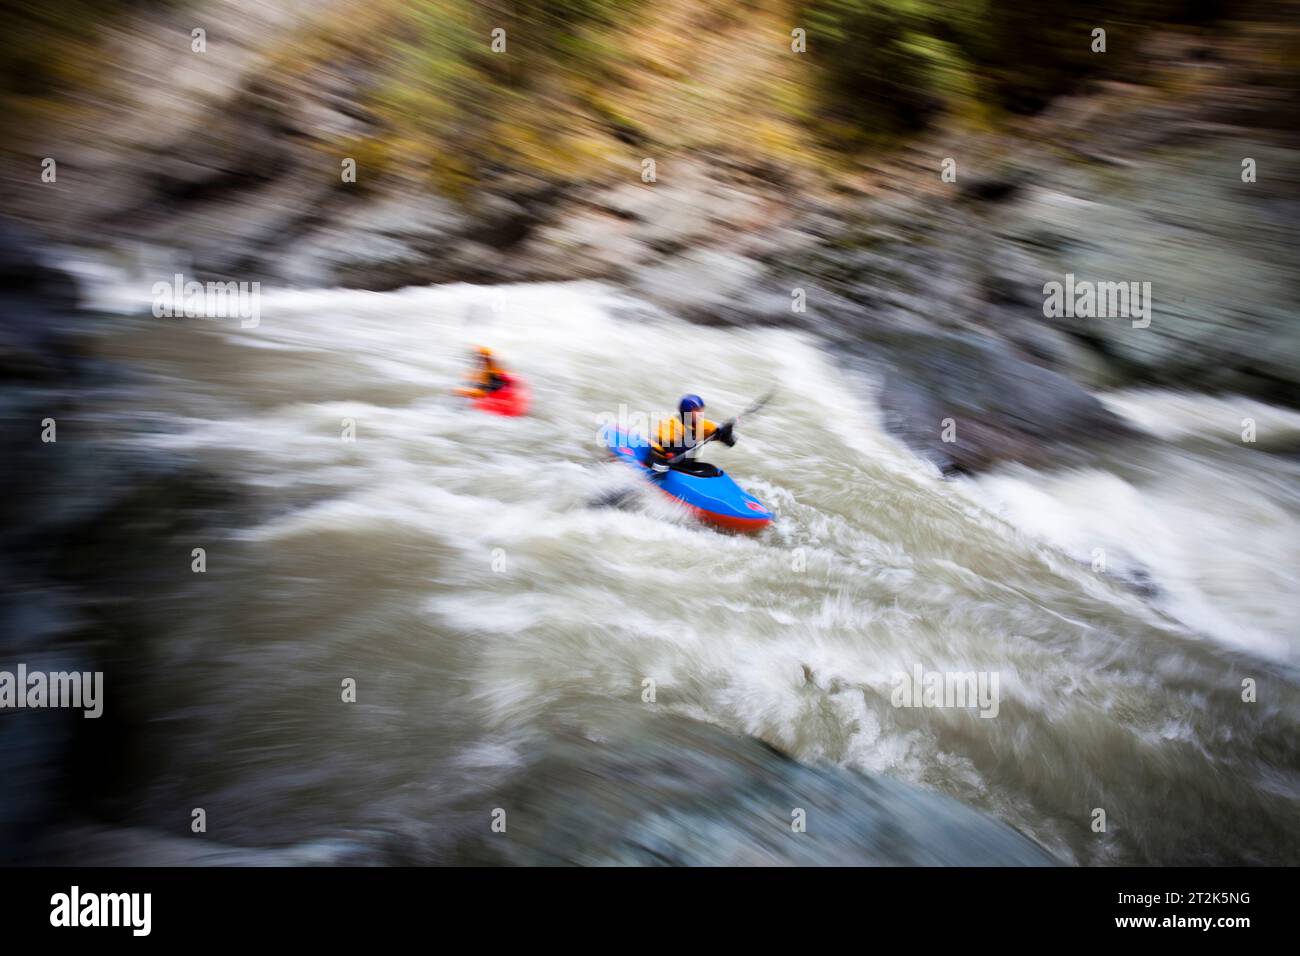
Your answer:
0;222;95;862
37;825;390;866
958;171;1022;203
631;250;766;325
0;218;244;861
876;332;1132;473
279;192;470;288
453;712;1057;866
1002;145;1300;403
463;193;537;250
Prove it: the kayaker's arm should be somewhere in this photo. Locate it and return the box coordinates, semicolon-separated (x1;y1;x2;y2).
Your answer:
696;418;736;447
689;417;733;447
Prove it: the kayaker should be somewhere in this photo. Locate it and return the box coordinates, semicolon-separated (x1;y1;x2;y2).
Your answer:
648;394;735;473
455;345;509;398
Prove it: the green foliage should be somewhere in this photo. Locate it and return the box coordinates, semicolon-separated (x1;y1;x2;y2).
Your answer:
0;0;169;99
369;1;650;187
803;0;953;134
801;0;1198;140
8;0;1252;189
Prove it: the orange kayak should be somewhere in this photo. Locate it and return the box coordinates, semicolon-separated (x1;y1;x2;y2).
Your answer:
470;373;530;417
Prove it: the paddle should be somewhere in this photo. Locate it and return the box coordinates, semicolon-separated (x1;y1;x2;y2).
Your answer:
661;390;776;466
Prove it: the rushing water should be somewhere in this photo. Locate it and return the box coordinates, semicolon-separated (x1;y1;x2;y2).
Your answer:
81;279;1300;865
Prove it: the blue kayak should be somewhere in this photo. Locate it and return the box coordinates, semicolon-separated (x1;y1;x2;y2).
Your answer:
601;427;773;532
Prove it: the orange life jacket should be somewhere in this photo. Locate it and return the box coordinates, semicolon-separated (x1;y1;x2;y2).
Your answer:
651;414;719;457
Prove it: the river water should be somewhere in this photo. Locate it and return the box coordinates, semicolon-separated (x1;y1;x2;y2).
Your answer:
81;279;1300;865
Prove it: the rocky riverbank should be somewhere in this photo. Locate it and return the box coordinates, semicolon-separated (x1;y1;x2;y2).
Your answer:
7;3;1297;473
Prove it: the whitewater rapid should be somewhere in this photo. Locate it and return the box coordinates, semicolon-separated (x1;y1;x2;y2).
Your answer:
83;278;1300;864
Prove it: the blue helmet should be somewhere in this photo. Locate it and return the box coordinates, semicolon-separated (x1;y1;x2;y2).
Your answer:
678;394;705;414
